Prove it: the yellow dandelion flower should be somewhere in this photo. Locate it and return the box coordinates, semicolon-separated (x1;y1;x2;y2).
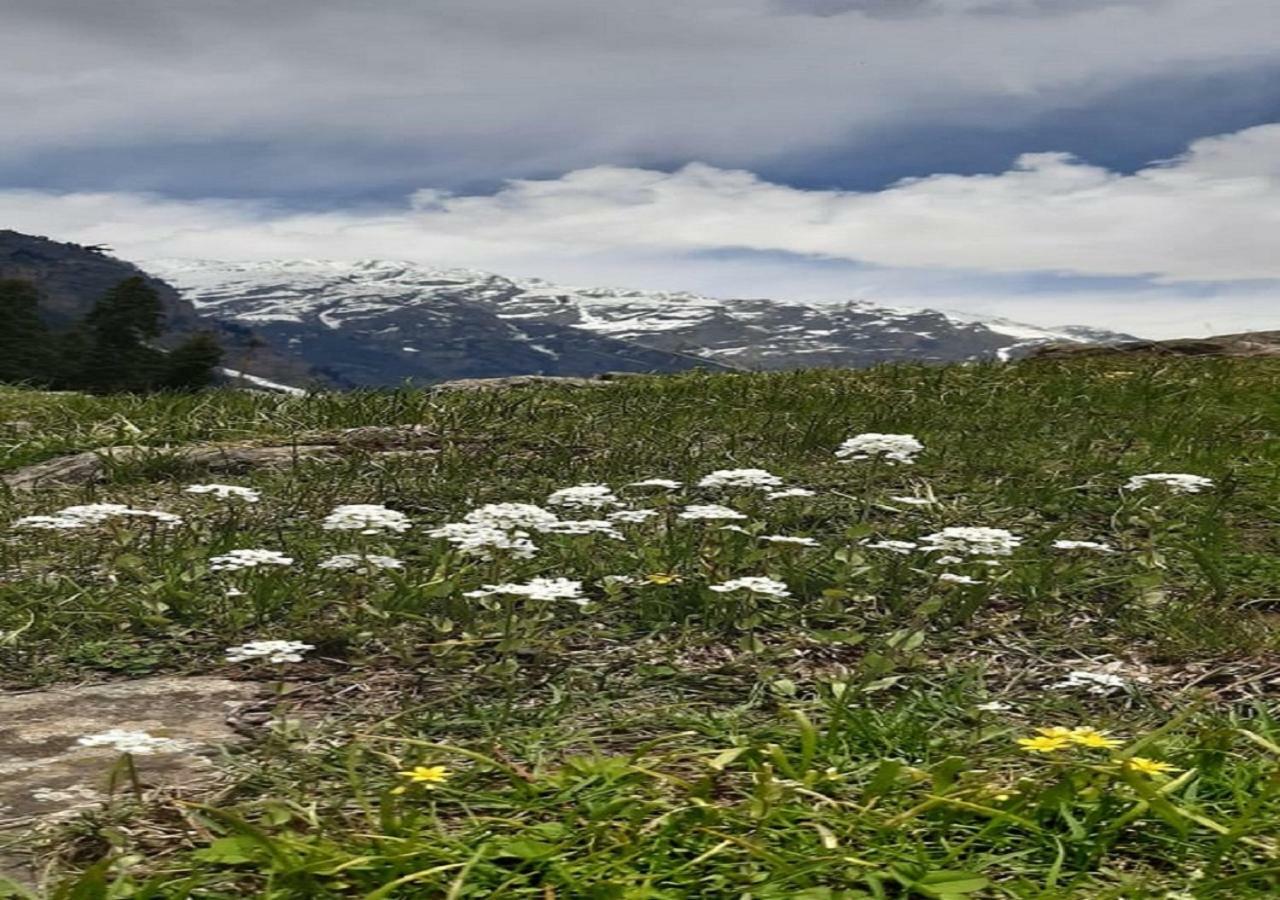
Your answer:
645;572;682;585
1067;728;1123;750
1018;735;1071;753
397;765;450;788
1123;757;1177;777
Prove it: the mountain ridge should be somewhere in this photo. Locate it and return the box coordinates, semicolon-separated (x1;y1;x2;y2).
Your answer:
147;257;1135;382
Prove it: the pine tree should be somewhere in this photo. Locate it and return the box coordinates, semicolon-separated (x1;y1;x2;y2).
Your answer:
162;332;225;391
79;276;167;392
0;279;54;386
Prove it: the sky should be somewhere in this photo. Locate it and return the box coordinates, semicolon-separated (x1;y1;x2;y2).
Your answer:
3;0;1280;337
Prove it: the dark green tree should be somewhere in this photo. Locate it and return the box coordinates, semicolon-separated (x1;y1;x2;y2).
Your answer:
78;276;167;392
162;332;224;391
0;279;54;385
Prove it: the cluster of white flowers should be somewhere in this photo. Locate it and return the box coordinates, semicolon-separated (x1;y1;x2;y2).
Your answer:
209;548;295;571
185;484;261;503
627;478;682;490
15;503;182;530
318;553;404;571
546;483;621;509
539;519;624;539
464;502;559;530
920;527;1023;558
698;468;784;489
760;534;820;547
225;639;315;663
765;487;817;500
709;576;792;599
1053;540;1115;553
322;504;411;534
428;522;538;559
1124;473;1214;494
465;577;587;606
609;509;658;524
1050;669;1131;695
77;729;190;755
863;539;918;555
836;433;924;465
678;504;747;521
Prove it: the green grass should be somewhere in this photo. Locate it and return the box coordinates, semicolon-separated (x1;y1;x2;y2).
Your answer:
2;359;1279;897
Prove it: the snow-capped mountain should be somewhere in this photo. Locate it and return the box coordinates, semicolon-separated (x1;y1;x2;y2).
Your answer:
145;259;1131;386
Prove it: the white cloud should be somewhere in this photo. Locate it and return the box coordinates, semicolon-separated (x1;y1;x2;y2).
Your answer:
3;123;1280;337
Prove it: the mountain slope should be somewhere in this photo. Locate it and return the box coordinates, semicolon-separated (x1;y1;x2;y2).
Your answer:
0;232;320;388
146;260;733;386
148;258;1132;382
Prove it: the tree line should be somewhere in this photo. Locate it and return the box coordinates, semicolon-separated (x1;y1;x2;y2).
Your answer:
0;276;224;393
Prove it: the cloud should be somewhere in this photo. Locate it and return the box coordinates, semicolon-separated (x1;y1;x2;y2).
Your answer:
1;0;1278;196
3;123;1280;337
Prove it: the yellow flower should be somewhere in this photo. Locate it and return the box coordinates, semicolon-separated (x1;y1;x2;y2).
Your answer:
1123;757;1178;777
645;572;682;585
1018;735;1071;753
395;765;450;791
1067;728;1123;750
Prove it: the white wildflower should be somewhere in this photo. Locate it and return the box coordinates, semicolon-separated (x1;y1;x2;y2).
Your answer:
938;573;983;585
13;515;85;530
920;527;1022;557
427;522;538;559
862;539;918;555
185;484;261;503
465;577;587;606
698;468;784;489
538;519;624;539
15;503;184;529
1124;473;1214;494
765;487;817;500
761;534;820;547
608;509;659;524
709;576;792;599
209;548;295;571
679;504;747;521
464;503;560;531
226;639;315;664
933;555;963;565
318;553;404;571
601;575;637;587
547;483;621;510
1053;540;1115;553
322;504;411;534
627;478;682;490
77;729;190;755
835;433;924;464
1050;669;1131;695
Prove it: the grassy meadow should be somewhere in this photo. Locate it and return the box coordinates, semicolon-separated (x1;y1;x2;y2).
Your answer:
2;358;1279;898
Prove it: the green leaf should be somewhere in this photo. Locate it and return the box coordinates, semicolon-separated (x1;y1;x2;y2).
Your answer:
494;838;558;861
193;836;262;865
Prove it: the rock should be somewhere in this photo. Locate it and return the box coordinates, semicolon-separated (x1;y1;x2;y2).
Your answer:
3;441;440;492
429;374;616;392
1028;330;1280;360
0;676;260;884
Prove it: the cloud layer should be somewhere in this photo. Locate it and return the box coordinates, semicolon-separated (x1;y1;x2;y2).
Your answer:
4;123;1278;337
3;0;1278;195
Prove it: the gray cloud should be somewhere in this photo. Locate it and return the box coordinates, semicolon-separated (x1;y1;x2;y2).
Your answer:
1;0;1276;194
